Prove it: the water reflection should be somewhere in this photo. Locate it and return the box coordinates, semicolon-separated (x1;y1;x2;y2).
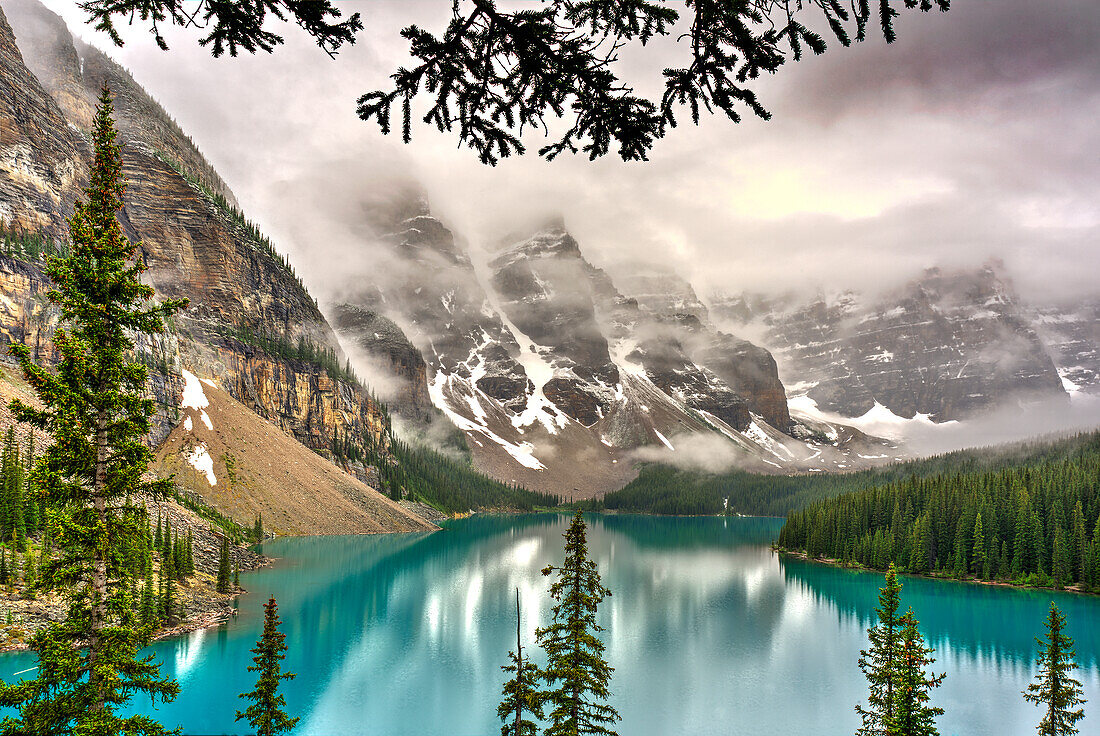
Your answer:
0;514;1095;736
780;558;1100;670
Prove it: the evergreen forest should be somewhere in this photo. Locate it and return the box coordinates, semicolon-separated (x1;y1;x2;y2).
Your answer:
777;432;1100;590
594;431;1100;518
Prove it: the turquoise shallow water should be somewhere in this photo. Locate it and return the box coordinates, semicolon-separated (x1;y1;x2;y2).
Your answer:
1;513;1098;735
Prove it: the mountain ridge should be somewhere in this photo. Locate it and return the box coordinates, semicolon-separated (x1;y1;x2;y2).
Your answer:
333;202;905;497
0;0;424;527
710;262;1080;423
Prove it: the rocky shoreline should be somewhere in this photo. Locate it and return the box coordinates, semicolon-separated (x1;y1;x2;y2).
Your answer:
0;549;269;654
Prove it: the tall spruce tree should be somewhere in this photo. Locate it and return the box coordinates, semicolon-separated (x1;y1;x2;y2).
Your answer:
498;588;543;736
887;609;945;736
536;511;619;736
139;556;157;628
1071;502;1087;585
23;433;37;539
0;428;17;539
236;597;299;736
217;536;232;593
1052;528;1070;590
1088;519;1100;591
971;513;987;578
161;546;176;625
1024;602;1086;736
0;86;183;736
856;564;904;735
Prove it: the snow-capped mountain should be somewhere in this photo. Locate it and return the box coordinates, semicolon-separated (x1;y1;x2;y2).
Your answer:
712;265;1071;422
1031;300;1100;399
333;203;903;497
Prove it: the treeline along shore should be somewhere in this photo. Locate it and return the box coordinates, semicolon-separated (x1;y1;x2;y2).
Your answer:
776;432;1100;595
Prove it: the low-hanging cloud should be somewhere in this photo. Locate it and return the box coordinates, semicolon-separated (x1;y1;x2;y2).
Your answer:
629;432;744;474
33;0;1100;308
25;0;1100;455
901;394;1100;457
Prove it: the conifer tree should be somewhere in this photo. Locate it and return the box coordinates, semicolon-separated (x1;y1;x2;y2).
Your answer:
498;588;543;736
1087;519;1100;591
9;444;25;552
39;523;52;567
253;513;264;543
172;531;185;581
888;609;945;736
971;514;987;578
185;529;195;576
161;549;177;625
1053;529;1072;591
0;86;183;735
236;597;299;736
139;557;157;628
910;516;930;574
1071;502;1087;585
857;564;903;735
22;548;36;591
0;428;16;538
161;518;172;562
537;511;619;736
217;537;232;593
22;432;37;539
1023;602;1086;736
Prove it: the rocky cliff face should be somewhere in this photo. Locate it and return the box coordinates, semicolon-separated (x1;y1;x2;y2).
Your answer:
4;0;236;209
0;0;388;468
1031;300;1100;399
331;300;434;422
489;227;620;426
333;201;896;496
0;1;82;236
0;254;56;366
606;265;791;431
713;265;1070;421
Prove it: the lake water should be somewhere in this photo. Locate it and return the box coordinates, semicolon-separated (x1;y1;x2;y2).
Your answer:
1;513;1098;735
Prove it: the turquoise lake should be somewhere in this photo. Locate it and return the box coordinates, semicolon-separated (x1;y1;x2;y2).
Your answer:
2;513;1098;735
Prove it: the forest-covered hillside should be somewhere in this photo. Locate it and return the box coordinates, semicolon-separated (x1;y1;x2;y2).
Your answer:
387;439;560;513
777;432;1100;590
592;432;1100;517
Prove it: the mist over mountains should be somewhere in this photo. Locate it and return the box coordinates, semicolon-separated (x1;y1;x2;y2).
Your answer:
322;179;1099;493
325;193;907;497
2;0;1098;498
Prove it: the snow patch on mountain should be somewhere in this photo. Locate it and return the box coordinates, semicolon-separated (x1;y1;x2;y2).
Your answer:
428;372;546;470
186;443;217;485
653;429;675;451
470;239;571;436
181;369;214;431
788;395;954;442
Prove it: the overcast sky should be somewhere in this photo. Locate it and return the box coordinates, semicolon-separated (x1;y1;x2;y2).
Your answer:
36;0;1100;305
